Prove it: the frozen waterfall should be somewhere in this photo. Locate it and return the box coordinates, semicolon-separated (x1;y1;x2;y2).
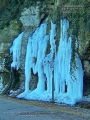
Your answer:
54;19;83;105
11;19;83;105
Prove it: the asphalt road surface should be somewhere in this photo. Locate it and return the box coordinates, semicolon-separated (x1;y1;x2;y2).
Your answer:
0;95;90;120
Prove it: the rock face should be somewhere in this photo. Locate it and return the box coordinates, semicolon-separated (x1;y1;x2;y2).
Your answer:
0;0;90;100
20;7;40;28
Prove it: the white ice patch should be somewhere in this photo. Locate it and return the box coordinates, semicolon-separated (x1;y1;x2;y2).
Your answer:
10;32;24;70
16;19;83;105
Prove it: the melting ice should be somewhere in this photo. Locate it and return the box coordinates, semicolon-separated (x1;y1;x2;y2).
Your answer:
11;19;83;105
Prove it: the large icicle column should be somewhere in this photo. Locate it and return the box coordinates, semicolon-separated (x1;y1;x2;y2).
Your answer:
54;19;83;105
17;22;56;100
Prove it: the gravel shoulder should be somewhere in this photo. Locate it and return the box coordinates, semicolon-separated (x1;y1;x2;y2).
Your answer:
0;95;90;120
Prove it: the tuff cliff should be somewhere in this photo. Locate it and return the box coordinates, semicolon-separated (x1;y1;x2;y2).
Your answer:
0;0;90;100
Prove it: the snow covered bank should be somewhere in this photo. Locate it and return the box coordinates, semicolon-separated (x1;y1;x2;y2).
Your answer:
11;19;83;105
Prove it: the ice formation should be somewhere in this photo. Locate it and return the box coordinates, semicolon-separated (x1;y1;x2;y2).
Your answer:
11;19;83;105
10;32;24;70
0;77;3;93
0;77;7;94
54;19;83;105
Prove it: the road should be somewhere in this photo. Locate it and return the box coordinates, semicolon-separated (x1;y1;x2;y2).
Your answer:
0;95;90;120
